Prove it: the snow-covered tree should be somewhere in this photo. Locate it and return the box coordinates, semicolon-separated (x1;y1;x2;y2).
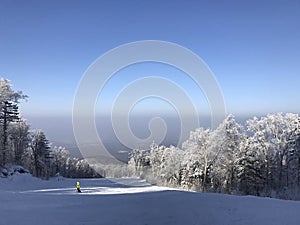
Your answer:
8;119;30;164
50;146;101;178
128;148;150;177
51;146;70;176
127;113;300;199
237;137;264;195
246;113;300;197
0;101;19;164
0;78;27;166
149;142;165;178
182;128;212;191
0;78;103;179
0;78;27;104
159;145;184;186
209;115;245;193
26;130;52;178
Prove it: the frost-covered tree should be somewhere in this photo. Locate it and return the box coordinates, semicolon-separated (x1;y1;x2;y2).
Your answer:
26;130;52;178
287;116;300;193
50;146;101;178
8;119;30;164
51;146;70;176
182;128;213;191
247;116;272;194
128;148;150;177
0;78;101;179
0;101;19;164
0;78;27;103
209;115;245;194
237;137;264;195
65;157;101;178
149;142;165;178
246;113;300;197
127;113;300;199
159;145;184;186
0;78;27;166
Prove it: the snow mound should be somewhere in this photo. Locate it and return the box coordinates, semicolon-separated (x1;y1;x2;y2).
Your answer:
1;165;29;177
7;172;39;183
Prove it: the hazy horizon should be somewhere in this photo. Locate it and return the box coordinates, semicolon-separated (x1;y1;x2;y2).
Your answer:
24;113;282;161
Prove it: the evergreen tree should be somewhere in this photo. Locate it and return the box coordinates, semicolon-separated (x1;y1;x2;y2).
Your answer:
0;101;19;165
0;78;27;166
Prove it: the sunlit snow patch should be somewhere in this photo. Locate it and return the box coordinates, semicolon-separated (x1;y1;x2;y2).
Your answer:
82;185;173;195
19;178;175;195
21;185;173;195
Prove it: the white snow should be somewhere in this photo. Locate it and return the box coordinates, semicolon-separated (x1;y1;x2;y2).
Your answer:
1;174;300;225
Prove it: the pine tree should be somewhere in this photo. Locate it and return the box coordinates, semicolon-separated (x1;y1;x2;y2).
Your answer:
0;101;19;165
0;78;27;166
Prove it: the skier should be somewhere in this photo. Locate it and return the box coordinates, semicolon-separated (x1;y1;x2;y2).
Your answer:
76;181;81;193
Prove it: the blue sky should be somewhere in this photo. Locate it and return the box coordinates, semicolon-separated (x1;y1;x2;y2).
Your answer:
1;0;300;118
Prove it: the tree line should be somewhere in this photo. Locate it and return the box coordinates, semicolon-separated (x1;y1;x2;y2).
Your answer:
128;113;300;200
0;78;100;179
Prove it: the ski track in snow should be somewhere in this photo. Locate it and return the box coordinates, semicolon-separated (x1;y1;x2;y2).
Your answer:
1;174;300;225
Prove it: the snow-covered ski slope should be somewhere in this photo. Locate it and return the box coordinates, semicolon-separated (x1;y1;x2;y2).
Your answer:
1;174;300;225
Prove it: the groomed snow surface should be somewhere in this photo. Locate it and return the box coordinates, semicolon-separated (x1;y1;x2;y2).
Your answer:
1;173;300;225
